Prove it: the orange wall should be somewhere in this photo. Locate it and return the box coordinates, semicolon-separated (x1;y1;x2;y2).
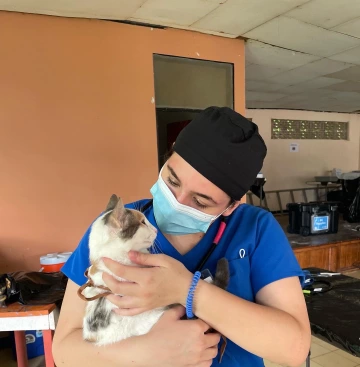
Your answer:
0;11;245;272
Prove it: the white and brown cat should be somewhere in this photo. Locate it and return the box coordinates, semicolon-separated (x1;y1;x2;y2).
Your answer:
79;194;164;345
78;194;230;347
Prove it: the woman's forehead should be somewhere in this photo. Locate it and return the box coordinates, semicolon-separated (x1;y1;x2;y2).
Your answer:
166;153;229;203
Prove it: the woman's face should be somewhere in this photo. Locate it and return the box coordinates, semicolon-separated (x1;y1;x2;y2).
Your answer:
161;153;239;216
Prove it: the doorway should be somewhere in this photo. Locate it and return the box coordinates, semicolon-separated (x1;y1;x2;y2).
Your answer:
153;54;234;169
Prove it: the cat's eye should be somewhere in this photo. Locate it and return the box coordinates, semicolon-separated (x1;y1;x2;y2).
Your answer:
141;219;146;225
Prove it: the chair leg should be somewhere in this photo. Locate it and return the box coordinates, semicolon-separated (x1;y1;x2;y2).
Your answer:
306;350;311;367
14;330;29;367
43;329;55;367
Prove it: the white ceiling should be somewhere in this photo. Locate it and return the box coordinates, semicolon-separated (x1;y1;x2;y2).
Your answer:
1;0;360;113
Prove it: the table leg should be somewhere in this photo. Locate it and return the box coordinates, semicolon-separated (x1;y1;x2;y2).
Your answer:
306;350;311;367
14;330;29;367
43;330;55;367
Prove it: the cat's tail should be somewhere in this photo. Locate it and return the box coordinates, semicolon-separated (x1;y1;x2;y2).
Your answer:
213;258;230;290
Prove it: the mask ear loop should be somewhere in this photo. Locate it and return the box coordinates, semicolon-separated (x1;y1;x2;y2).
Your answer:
218;199;236;218
221;198;236;217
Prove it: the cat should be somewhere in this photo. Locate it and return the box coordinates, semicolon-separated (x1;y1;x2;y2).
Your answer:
79;194;164;345
78;194;230;347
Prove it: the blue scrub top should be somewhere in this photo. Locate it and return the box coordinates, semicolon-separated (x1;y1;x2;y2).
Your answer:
62;200;304;367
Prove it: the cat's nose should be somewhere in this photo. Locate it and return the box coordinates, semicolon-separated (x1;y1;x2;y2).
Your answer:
154;227;158;233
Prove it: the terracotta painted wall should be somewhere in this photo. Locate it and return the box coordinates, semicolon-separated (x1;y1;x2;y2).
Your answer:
0;11;245;272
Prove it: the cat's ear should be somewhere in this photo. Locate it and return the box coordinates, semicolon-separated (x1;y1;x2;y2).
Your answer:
109;197;126;228
105;194;119;212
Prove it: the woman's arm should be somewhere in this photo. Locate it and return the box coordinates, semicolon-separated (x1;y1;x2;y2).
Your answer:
193;276;311;367
53;279;149;367
103;252;310;367
53;279;220;367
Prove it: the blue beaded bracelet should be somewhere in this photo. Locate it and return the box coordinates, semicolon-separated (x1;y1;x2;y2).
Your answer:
186;271;201;319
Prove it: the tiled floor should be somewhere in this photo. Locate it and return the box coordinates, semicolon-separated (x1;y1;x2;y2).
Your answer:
264;336;360;367
0;346;44;367
1;270;360;367
264;270;360;367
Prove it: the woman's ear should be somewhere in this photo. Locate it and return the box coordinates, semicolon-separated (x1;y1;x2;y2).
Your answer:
223;201;241;216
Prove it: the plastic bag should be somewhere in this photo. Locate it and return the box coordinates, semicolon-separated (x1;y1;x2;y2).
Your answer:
304;268;360;357
1;271;67;307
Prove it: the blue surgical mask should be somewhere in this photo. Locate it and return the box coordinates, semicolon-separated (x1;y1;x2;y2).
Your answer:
150;171;227;235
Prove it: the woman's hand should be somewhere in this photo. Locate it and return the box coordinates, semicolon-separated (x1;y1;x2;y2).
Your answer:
141;305;220;367
102;251;193;315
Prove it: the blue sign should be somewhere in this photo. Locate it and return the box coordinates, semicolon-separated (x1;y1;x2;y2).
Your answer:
313;216;329;231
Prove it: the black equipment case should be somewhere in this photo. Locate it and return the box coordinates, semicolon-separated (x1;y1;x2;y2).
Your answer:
287;202;339;237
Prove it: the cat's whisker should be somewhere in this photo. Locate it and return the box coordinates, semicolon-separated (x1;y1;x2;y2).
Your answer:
153;246;162;255
149;243;156;254
152;240;164;254
149;242;157;254
155;241;163;251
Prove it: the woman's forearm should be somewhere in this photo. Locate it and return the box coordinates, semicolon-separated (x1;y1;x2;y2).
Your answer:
53;328;151;367
192;281;309;367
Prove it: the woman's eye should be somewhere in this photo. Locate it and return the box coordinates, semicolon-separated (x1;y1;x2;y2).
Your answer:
194;198;207;209
167;177;179;187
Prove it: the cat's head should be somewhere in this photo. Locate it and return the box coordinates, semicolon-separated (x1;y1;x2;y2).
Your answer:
88;195;158;262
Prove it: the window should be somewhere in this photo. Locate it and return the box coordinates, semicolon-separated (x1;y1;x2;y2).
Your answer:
153;54;234;109
271;119;348;140
153;54;234;169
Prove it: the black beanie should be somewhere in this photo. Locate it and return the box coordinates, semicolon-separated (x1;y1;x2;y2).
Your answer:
173;106;267;201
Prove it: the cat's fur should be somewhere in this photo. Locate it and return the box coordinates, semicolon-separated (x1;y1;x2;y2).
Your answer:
81;195;165;345
81;194;230;346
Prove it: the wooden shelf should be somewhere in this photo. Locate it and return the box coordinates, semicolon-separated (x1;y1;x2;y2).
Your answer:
277;216;360;272
293;239;360;272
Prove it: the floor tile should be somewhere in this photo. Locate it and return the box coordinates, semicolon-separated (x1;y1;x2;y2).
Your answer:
0;348;44;367
310;342;333;358
344;270;360;280
335;349;360;364
0;348;17;367
313;350;359;367
312;336;338;352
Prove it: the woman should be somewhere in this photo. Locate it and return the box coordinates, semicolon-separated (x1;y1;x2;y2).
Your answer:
53;107;310;367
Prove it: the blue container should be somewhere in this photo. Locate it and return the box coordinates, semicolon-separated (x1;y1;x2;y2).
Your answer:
11;330;44;360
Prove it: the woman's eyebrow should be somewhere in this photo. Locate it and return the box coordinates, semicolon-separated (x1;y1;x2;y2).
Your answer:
167;165;218;205
167;165;181;182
